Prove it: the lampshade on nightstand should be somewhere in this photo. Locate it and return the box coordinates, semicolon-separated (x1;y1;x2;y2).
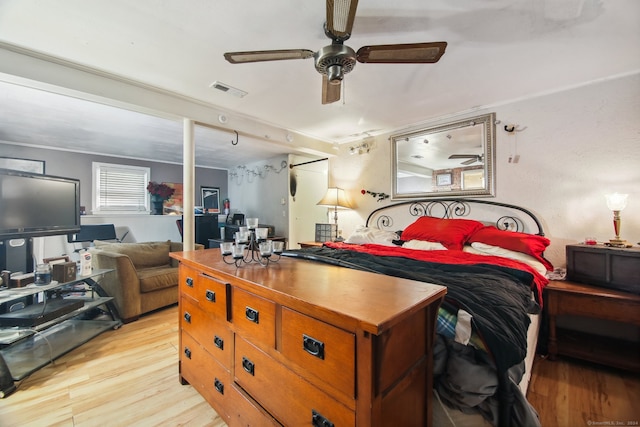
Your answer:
605;193;629;247
317;187;354;241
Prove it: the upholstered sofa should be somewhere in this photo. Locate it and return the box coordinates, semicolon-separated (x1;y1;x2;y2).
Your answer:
91;240;203;323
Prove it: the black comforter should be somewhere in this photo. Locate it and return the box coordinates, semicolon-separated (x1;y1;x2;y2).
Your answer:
284;246;539;374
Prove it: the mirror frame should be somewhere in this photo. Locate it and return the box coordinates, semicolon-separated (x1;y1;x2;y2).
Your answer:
391;112;496;200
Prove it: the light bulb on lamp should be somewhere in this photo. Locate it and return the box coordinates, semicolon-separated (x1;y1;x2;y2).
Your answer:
605;193;629;247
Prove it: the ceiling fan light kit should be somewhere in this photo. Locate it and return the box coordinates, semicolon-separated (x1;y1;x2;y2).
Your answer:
223;0;447;104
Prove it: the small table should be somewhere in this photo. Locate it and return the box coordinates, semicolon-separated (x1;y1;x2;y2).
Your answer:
546;280;640;372
298;241;325;248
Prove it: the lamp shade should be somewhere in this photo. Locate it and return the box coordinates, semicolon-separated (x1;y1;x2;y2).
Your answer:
317;187;354;209
605;193;628;211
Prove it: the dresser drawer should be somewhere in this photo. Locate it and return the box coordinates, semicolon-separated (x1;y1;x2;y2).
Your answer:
231;287;276;349
200;319;234;370
281;307;355;398
179;264;200;301
235;336;355;427
199;273;229;319
227;384;282;427
180;331;231;416
180;296;209;336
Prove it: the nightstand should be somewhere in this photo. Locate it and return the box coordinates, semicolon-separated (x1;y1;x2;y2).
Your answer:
298;241;325;248
546;280;640;372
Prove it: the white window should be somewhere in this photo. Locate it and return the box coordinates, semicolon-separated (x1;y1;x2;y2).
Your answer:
92;162;150;214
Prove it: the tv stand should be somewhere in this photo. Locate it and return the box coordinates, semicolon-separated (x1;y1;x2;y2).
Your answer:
0;269;121;397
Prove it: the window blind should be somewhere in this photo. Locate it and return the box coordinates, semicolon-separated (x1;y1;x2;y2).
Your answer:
93;162;150;213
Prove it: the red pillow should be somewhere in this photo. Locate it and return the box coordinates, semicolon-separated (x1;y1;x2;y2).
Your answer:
468;226;553;270
401;216;484;250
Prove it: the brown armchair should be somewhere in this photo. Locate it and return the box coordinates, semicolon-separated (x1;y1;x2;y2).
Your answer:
91;240;203;323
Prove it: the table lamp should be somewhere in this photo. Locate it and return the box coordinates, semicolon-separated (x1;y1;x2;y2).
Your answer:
317;187;354;241
605;193;628;247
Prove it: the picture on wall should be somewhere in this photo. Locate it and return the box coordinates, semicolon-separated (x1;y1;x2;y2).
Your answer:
162;182;183;215
201;187;220;213
436;172;452;186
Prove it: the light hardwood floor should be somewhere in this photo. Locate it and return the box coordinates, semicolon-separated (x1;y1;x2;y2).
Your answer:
0;305;638;426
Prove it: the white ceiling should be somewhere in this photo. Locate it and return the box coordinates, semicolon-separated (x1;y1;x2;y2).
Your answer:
0;0;638;169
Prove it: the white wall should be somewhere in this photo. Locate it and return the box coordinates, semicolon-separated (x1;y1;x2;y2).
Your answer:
227;155;290;244
330;73;640;268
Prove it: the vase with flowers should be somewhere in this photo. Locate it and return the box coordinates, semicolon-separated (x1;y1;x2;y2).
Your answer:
147;181;175;215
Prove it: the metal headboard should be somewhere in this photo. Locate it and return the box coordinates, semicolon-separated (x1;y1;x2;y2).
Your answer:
365;199;545;236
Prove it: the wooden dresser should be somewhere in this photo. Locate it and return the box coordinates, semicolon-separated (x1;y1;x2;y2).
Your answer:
170;249;446;427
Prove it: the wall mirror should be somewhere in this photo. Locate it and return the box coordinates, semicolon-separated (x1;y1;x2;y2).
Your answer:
391;112;496;199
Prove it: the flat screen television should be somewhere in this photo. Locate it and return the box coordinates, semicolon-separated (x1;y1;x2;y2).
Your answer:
0;168;81;239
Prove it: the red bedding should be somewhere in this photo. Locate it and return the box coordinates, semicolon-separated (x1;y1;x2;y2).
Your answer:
324;241;548;302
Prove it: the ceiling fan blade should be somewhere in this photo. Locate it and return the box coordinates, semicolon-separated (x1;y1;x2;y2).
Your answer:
356;42;447;64
461;158;476;165
322;75;341;104
326;0;359;40
224;49;314;64
448;154;476;159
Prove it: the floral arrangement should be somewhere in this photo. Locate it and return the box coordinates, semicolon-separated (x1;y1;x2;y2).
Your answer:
361;189;389;202
147;181;175;200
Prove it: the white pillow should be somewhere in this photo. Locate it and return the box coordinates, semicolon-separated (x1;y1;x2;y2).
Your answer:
345;226;399;246
469;242;547;275
402;240;447;251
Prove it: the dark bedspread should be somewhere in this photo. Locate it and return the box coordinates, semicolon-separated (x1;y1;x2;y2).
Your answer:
284;245;540;374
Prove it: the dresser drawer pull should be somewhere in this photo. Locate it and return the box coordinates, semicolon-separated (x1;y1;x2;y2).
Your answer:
245;306;259;324
205;289;216;302
214;378;224;395
185;277;194;287
312;409;334;427
214;335;224;350
183;312;191;323
184;347;192;359
303;334;325;360
242;357;255;376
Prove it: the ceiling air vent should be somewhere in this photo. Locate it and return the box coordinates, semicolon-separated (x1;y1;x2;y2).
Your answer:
209;81;247;98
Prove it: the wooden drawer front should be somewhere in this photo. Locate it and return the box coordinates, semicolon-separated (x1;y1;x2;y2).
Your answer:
281;307;355;398
227;384;282;427
179;264;200;301
200;320;234;370
231;288;276;349
235;336;355;427
180;331;231;415
198;273;229;319
550;290;640;324
181;297;213;343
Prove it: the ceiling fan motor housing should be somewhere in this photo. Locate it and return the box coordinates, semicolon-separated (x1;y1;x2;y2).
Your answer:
314;44;357;84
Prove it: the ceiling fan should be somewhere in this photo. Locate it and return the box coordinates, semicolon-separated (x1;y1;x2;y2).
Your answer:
448;154;483;165
223;0;447;104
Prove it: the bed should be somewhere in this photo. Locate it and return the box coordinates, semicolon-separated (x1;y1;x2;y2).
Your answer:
284;199;551;427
